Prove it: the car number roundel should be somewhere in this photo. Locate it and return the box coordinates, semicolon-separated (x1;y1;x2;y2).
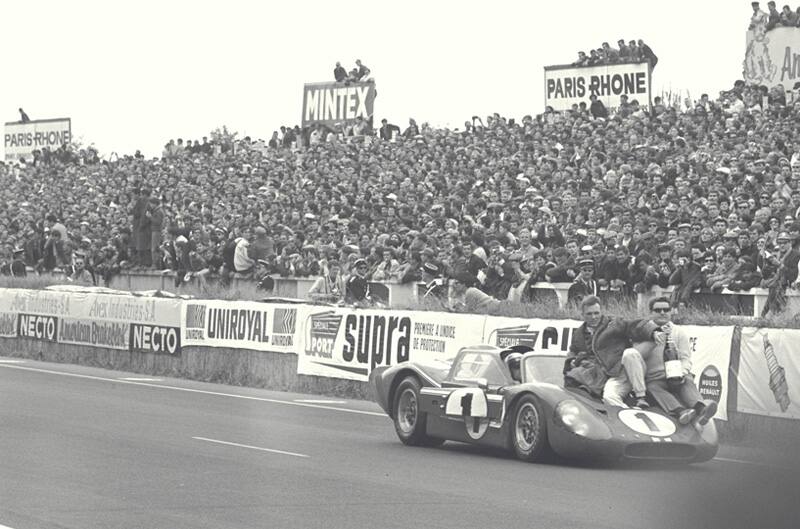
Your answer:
617;409;677;437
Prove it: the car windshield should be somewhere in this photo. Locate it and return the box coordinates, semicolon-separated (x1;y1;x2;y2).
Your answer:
522;355;565;386
451;352;508;385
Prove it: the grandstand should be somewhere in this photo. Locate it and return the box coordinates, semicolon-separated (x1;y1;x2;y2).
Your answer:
2;40;800;319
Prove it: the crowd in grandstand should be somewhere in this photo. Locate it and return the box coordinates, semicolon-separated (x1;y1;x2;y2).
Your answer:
571;40;657;68
3;78;800;317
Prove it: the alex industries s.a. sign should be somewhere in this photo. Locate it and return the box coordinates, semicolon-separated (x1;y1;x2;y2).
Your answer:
543;62;652;111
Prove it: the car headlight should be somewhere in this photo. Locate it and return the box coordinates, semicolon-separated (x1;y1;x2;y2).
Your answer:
555;399;612;440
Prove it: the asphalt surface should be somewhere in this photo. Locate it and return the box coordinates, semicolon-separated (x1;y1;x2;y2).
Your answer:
0;357;797;529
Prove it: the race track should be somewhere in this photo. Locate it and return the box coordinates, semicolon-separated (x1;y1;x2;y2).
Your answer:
0;357;797;529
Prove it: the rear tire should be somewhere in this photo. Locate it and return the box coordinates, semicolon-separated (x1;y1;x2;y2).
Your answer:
393;376;437;446
510;395;550;462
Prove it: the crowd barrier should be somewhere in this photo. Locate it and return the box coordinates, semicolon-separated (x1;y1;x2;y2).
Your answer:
1;286;799;431
111;271;800;317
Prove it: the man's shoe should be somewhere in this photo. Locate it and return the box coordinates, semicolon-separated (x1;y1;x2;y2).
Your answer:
678;408;697;425
697;401;718;425
633;397;650;409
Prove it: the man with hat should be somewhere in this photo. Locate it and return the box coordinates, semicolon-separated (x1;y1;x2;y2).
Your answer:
9;247;27;277
346;258;372;306
448;271;498;313
420;260;448;305
567;258;598;306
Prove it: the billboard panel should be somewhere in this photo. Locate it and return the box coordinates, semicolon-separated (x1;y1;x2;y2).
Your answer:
745;27;800;89
4;118;72;162
301;82;376;128
544;62;651;111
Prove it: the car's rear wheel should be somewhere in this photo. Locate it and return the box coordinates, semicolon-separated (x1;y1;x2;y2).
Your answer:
510;395;550;462
393;376;438;446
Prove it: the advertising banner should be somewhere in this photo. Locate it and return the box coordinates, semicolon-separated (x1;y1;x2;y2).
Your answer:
483;317;582;355
4;118;72;162
737;328;800;420
0;288;182;353
677;325;735;421
181;300;301;353
0;312;17;338
301;81;376;128
297;308;486;382
745;27;800;89
543;62;651;111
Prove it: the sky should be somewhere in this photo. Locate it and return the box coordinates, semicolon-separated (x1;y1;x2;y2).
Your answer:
1;0;751;158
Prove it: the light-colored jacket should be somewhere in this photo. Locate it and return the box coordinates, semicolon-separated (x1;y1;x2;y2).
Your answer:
234;239;254;272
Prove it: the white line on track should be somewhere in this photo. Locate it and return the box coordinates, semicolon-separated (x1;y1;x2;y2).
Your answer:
192;436;309;458
0;359;25;364
118;377;163;382
294;399;346;404
0;363;385;417
713;456;781;468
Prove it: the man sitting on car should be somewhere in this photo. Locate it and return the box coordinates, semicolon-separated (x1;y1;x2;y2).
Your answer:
564;296;661;407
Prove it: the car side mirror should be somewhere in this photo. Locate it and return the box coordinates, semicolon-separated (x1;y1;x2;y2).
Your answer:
476;378;489;391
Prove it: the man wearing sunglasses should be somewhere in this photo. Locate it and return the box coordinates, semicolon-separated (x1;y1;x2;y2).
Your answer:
639;297;718;426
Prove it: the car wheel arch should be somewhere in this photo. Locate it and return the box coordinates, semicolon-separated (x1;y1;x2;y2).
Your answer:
387;369;423;419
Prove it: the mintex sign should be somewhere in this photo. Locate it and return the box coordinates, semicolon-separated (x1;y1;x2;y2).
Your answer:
302;81;376;127
544;62;651;111
4;118;72;162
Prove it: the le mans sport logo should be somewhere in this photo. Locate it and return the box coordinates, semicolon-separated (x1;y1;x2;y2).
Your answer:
489;324;573;352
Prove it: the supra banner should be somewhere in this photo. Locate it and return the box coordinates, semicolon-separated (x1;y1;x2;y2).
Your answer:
737;328;800;420
4;118;71;162
181;300;300;353
745;27;800;89
302;81;376;127
297;308;486;382
543;62;651;111
0;288;182;353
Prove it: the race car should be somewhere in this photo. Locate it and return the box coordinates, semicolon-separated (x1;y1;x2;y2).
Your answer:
369;344;719;463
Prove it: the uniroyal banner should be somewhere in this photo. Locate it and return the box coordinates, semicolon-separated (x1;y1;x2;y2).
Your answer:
737;328;800;420
181;300;300;353
745;27;800;89
301;81;376;127
484;317;581;354
4;118;71;162
297;308;486;382
0;288;182;353
543;62;651;111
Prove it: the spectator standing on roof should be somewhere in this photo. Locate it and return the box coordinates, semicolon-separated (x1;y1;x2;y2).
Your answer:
354;59;370;81
18;108;30;123
334;62;347;82
638;39;658;68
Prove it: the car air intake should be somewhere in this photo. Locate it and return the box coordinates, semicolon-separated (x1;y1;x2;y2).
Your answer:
624;443;696;460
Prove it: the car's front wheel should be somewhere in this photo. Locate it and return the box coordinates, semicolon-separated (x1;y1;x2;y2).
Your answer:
393;376;439;446
510;395;550;462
